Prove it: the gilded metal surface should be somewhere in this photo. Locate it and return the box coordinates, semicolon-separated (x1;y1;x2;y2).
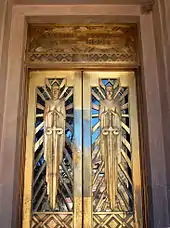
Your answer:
84;71;143;228
32;212;73;228
93;212;134;227
32;78;74;213
91;77;133;213
44;85;66;209
23;71;82;228
23;70;142;228
100;84;121;210
83;74;93;228
27;24;138;65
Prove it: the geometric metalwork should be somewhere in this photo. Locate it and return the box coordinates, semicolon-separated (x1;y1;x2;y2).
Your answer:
23;70;142;228
23;71;83;228
93;212;134;228
32;213;73;228
33;78;74;212
27;24;138;65
92;79;133;214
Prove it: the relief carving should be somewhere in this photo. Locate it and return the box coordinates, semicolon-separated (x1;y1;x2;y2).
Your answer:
27;24;138;64
44;85;66;209
100;85;121;210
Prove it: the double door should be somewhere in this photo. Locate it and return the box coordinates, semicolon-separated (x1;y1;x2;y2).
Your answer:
23;70;143;228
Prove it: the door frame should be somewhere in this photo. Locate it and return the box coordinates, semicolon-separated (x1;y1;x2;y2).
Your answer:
2;5;165;228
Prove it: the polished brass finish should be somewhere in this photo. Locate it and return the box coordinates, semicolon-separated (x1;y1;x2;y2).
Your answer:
23;70;143;228
32;212;73;228
23;71;82;228
83;74;93;228
27;24;138;65
100;84;121;210
83;71;143;227
44;84;66;209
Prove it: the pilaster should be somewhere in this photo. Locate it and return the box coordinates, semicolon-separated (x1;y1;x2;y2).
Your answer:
0;0;13;159
152;1;170;226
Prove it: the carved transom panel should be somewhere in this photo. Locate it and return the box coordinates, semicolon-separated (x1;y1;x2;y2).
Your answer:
26;24;138;65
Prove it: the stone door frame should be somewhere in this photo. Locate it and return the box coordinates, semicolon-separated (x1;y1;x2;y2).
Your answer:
0;4;168;228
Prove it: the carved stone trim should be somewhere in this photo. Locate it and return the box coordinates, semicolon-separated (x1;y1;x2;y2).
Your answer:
141;0;155;14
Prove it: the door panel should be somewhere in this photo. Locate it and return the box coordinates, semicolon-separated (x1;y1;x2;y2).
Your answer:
83;71;143;228
22;70;142;228
23;71;82;228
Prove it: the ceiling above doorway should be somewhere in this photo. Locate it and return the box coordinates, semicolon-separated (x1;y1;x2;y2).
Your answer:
14;0;152;6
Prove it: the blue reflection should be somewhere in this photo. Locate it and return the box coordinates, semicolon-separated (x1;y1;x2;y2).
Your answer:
92;109;99;114
37;156;45;167
92;127;100;144
92;117;99;127
92;96;100;105
66;129;73;141
102;79;108;85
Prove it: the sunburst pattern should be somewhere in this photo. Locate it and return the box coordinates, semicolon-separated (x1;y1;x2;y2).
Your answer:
91;79;133;213
33;78;74;212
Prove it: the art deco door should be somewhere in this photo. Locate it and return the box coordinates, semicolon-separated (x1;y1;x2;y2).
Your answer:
22;70;143;228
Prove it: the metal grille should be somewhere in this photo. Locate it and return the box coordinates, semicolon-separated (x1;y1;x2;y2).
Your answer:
33;78;74;212
91;79;133;215
23;71;142;228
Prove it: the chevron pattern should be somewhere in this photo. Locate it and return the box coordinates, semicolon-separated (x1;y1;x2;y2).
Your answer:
32;213;73;228
93;212;134;228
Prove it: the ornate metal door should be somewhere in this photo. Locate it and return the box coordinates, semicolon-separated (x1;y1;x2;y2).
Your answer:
22;70;143;228
83;71;142;228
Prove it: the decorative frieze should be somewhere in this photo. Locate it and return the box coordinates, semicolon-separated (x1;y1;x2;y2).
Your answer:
26;24;138;65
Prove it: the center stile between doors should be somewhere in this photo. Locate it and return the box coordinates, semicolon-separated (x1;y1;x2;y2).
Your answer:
22;70;143;228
